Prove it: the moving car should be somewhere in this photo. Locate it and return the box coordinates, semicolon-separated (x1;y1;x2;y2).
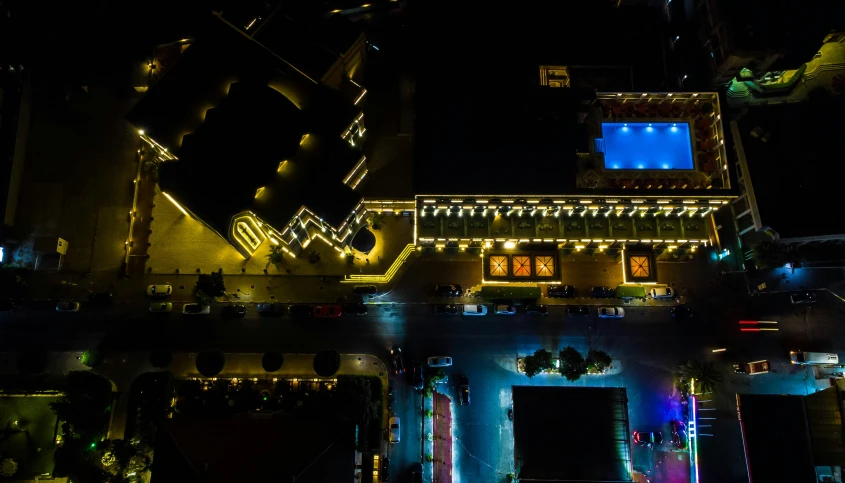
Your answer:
457;376;470;406
589;286;614;298
650;287;675;299
598;307;625;319
789;351;839;365
146;284;172;297
412;361;424;390
149;302;172;313
56;301;81;312
353;285;378;296
790;291;817;304
671;306;694;320
390;348;406;375
87;292;114;306
462;304;488;316
388;417;400;443
221;304;246;318
435;284;463;297
435;304;459;316
288;304;313;318
313;305;342;318
670;419;687;449
495;305;516;315
257;303;285;317
427;356;453;367
547;284;575;298
733;360;770;375
525;304;548;315
632;430;663;448
566;306;590;317
182;303;210;315
343;303;368;315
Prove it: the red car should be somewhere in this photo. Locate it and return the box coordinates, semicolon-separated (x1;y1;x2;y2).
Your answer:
313;305;342;318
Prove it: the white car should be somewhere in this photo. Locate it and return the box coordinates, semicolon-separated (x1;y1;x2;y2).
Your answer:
495;305;516;315
149;302;173;313
650;287;675;299
462;304;488;316
389;417;400;443
182;303;211;315
427;356;453;367
56;301;81;312
598;307;625;318
146;284;172;297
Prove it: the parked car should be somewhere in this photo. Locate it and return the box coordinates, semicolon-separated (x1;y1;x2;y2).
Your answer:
434;304;459;316
149;302;172;313
313;305;342;318
495;305;516;315
462;304;488;316
671;306;694;320
221;304;247;318
288;304;313;318
427;356;453;367
412;361;424;390
525;304;548;315
457;376;470;406
632;430;663;448
343;303;368;315
390;347;406;375
353;285;378;296
733;360;770;375
435;284;463;297
790;291;817;304
547;284;575;298
257;303;285;317
566;306;590;317
146;284;172;297
87;292;114;306
388;417;400;443
410;463;423;483
182;303;210;315
598;307;625;319
381;457;391;482
650;287;675;299
56;301;81;312
589;286;614;298
670;419;687;449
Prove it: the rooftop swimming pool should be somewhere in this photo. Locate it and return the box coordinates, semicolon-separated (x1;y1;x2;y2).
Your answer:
600;122;694;170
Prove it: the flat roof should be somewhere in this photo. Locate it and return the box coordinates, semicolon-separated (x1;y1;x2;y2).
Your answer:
513;386;632;482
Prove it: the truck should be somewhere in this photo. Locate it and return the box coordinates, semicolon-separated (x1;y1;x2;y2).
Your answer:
733;360;770;374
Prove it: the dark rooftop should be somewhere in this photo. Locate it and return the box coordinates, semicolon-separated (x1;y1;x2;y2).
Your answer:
513;386;632;482
736;94;845;239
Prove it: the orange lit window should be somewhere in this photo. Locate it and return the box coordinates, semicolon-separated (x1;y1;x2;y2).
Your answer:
490;255;508;277
630;256;651;278
535;256;555;277
513;256;531;277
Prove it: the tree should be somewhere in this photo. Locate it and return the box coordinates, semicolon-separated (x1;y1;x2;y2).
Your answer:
195;269;225;297
262;352;284;372
559;347;587;382
523;349;554;378
195;351;225;377
50;371;113;442
586;349;612;373
423;369;446;397
678;360;722;395
266;245;283;269
80;347;104;368
313;350;341;377
367;212;386;230
193;288;214;307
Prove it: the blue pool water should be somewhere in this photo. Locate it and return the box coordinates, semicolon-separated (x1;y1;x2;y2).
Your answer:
601;122;694;170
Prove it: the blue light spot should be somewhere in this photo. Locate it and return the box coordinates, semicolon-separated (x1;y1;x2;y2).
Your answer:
621;127;629;132
662;163;669;169
613;163;619;169
637;164;645;169
670;126;678;133
646;127;654;132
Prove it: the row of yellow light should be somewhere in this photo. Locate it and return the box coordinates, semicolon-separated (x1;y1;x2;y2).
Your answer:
342;243;416;283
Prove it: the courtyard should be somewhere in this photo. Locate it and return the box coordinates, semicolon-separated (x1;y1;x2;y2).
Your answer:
0;395;61;478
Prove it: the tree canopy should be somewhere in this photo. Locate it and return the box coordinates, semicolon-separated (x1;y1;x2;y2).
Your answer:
523;349;554;378
559;347;587;382
313;350;341;377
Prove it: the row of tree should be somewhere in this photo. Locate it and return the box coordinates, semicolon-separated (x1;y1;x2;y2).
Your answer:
522;347;612;381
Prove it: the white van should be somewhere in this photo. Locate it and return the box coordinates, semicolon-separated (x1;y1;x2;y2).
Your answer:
789;351;839;365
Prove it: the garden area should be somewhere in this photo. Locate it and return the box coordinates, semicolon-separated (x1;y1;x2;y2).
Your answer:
0;394;62;479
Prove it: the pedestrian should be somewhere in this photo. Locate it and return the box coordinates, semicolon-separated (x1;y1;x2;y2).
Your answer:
366;258;370;264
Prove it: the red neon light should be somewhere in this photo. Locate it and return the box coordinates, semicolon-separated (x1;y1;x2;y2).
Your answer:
740;328;761;332
739;320;759;325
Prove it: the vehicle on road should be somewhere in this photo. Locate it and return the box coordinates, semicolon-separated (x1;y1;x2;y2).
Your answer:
789;351;839;365
56;301;81;312
182;303;210;315
388;417;400;443
353;285;378;296
733;360;770;374
435;284;463;297
390;348;405;375
412;361;424;390
462;304;488;316
649;287;675;299
598;307;625;319
257;303;285;317
435;304;459;315
495;305;516;315
632;430;663;448
547;284;575;298
343;303;368;315
221;304;247;318
288;304;313;318
670;419;687;449
87;292;114;306
146;284;172;297
381;457;390;482
427;356;453;367
566;306;590;317
790;291;817;304
525;304;548;315
457;375;470;406
671;306;694;320
589;286;615;298
149;302;172;313
313;305;342;318
410;462;422;483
